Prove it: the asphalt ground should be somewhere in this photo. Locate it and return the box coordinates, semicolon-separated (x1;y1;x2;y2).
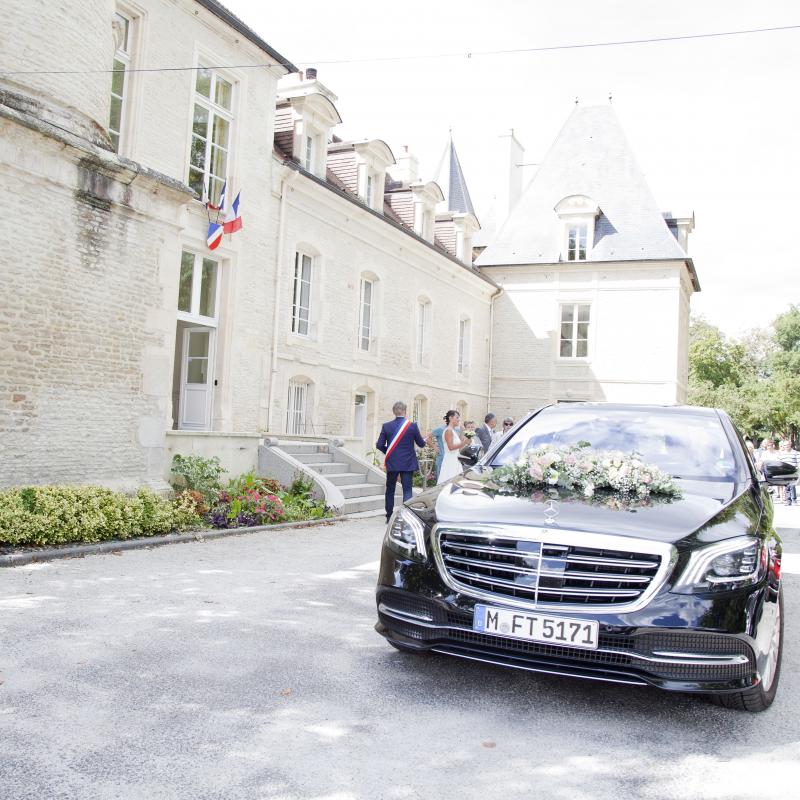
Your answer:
1;507;798;800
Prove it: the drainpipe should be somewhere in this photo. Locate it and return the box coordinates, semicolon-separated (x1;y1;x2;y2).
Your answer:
487;287;504;411
267;168;296;433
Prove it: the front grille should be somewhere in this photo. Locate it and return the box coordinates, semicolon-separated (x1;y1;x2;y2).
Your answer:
437;528;663;608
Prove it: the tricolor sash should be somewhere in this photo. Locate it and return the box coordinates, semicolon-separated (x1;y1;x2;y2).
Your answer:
384;418;412;462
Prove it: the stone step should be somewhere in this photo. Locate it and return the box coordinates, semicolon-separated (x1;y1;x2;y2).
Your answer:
341;494;387;514
276;441;325;455
294;452;334;465
325;471;369;486
313;461;351;475
339;482;387;499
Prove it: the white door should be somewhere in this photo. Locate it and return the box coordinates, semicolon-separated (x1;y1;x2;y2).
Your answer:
180;327;214;430
286;381;307;435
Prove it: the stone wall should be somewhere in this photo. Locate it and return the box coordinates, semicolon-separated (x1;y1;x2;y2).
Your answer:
270;167;496;452
0;111;190;491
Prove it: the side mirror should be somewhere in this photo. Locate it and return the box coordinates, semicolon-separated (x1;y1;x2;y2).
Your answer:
458;443;482;468
762;460;799;487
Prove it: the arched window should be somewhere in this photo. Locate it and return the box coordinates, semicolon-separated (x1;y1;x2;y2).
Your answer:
286;376;313;434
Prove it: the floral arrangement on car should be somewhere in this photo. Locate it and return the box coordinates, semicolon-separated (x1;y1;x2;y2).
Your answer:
485;442;680;501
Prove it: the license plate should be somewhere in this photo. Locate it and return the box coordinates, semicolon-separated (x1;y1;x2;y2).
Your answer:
473;604;599;650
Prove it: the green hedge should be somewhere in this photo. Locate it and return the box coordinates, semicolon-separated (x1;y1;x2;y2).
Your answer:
0;486;202;547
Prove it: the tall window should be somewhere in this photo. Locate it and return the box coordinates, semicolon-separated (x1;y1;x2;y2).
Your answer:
416;300;431;367
108;11;132;152
457;317;470;374
567;225;588;261
358;278;373;351
366;174;374;206
304;135;315;171
559;303;590;358
189;66;233;207
291;252;312;335
178;251;219;322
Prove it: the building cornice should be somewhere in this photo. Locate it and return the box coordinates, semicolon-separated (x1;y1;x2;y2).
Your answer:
477;257;700;292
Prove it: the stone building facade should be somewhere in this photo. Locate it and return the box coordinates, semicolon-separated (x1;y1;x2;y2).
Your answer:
1;1;698;490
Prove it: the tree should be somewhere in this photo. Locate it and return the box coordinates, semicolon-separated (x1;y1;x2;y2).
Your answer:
770;305;800;376
688;317;748;388
687;313;800;444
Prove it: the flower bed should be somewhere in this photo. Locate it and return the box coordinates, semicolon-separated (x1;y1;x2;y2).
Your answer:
0;460;333;549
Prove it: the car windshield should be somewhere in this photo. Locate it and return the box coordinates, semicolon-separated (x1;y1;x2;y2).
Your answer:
490;407;739;481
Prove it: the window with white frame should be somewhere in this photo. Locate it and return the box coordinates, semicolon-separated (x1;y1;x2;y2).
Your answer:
178;250;219;322
291;252;313;335
559;303;591;358
457;317;470;374
567;225;588;261
416;300;431;367
366;174;374;206
189;66;233;207
358;278;373;351
304;134;316;171
108;11;132;152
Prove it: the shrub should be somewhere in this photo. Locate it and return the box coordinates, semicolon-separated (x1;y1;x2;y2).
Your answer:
170;454;224;503
0;486;203;547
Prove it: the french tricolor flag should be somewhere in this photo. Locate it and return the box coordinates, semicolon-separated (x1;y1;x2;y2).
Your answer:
205;180;226;212
222;191;242;234
207;221;223;250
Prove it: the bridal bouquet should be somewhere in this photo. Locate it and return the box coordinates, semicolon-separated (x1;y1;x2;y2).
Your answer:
487;442;680;498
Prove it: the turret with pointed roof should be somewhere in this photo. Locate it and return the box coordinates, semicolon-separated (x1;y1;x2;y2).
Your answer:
476;105;698;289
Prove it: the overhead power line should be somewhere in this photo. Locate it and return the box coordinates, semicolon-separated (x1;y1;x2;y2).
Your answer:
0;23;798;76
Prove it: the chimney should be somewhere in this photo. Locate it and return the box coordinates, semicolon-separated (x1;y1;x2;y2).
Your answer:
389;145;419;184
495;129;524;229
305;67;318;80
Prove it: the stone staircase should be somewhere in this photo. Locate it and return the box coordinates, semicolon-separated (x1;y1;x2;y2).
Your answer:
265;439;401;517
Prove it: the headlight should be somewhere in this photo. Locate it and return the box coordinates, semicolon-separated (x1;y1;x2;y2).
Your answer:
673;536;766;593
385;507;427;560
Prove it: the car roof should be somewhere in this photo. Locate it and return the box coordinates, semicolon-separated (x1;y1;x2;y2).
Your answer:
538;402;720;417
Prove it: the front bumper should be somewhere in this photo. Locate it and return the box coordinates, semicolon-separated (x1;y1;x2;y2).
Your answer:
376;566;764;693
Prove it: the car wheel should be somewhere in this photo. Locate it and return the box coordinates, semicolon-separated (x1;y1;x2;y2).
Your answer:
709;587;783;712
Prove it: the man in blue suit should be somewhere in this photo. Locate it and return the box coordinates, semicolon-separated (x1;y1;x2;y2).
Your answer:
376;401;426;522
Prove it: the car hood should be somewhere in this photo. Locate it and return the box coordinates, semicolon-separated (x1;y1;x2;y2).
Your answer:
408;471;761;549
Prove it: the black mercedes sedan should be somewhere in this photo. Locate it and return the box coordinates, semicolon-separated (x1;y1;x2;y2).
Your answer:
375;404;788;711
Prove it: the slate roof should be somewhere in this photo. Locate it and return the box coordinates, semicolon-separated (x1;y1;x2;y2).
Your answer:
447;138;476;215
475;105;688;267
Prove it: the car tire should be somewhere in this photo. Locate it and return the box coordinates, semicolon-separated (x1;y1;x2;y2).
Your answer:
708;587;783;712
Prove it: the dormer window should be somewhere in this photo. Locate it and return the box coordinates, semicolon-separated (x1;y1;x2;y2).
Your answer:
276;70;342;178
410;181;445;242
555;195;599;263
353;140;395;212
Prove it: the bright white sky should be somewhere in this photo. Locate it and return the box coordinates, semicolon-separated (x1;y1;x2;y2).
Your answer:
226;0;799;337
